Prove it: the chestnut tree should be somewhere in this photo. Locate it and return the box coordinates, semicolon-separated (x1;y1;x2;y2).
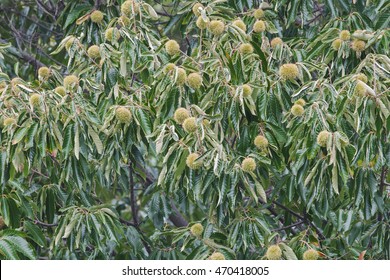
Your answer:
0;0;389;260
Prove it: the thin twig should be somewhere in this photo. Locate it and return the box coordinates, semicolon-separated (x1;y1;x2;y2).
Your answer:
120;212;152;254
31;218;58;227
274;200;326;240
378;166;387;221
169;199;188;227
129;162;139;225
258;198;299;235
0;39;45;68
119;217;137;227
273;220;305;232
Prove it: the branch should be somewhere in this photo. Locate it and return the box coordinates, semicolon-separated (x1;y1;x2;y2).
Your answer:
260;198;326;240
378;166;387;221
272;200;304;220
35;0;56;19
119;217;152;254
119;218;137;227
94;0;102;9
0;6;63;36
129;162;139;225
0;39;45;69
169;200;188;227
55;1;66;18
274;200;326;240
127;161;152;254
31;218;58;227
272;220;305;232
135;162;189;227
378;129;388;221
258;198;299;235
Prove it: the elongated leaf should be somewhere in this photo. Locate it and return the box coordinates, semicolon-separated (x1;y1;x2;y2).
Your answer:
136;109;152;136
63;216;79;238
0;239;19;260
62;125;73;157
3;236;35;260
64;4;90;29
88;126;103;154
332;163;339;194
24;221;46;247
279;243;298;260
25;123;38;149
74;124;80;159
255;181;267;203
100;208;117;218
12;126;29;145
0;197;10;226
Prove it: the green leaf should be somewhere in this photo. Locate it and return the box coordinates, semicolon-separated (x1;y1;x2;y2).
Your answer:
107;68;118;88
88;126;103;154
25;123;38;149
142;3;159;20
24;221;46;247
100;208;117;218
74;123;80;160
62;124;74;157
255;180;267;203
0;150;6;184
279;243;298;260
64;4;91;29
255;218;271;236
3;236;36;259
63;215;79;239
7;198;21;228
136;109;152;136
0;197;10;226
287;0;299;27
326;0;336;17
242;175;258;203
46;188;55;224
332;163;339;194
0;239;19;260
12;126;29;145
251;40;268;74
52;123;63;148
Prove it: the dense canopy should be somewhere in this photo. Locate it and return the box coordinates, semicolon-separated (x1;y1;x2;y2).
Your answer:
0;0;389;260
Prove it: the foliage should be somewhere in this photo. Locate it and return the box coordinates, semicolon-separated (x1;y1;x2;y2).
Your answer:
0;0;389;260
